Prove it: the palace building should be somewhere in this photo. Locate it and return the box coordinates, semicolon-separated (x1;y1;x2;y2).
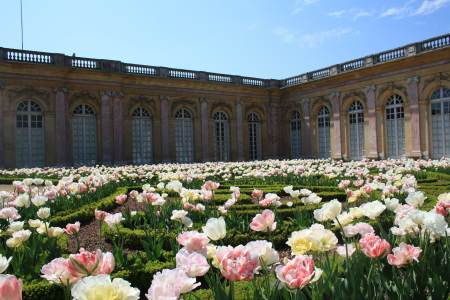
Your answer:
0;33;449;168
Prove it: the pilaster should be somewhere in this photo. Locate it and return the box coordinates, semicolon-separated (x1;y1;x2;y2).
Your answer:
0;81;4;168
301;99;311;158
55;87;69;165
235;100;244;161
200;98;209;162
160;96;170;162
101;91;113;163
113;92;124;163
407;76;421;158
330;92;342;159
364;85;378;159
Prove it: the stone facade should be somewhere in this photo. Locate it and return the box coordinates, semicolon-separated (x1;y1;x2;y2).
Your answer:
0;34;450;168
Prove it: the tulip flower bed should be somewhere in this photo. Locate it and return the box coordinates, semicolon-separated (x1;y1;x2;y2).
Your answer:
0;158;449;299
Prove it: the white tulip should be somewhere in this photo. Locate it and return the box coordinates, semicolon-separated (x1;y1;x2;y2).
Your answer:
202;217;226;241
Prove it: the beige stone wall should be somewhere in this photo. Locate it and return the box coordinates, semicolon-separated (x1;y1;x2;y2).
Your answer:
0;46;450;168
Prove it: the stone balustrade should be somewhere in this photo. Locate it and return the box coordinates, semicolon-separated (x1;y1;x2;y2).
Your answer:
1;33;449;89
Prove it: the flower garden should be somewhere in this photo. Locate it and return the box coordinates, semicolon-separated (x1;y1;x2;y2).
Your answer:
0;159;449;299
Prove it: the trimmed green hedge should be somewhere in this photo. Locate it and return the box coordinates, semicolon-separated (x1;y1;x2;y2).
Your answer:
50;187;126;227
22;259;174;300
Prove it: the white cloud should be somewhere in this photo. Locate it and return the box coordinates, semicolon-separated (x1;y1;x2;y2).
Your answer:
412;0;449;15
291;7;303;15
327;8;373;20
291;0;320;15
379;6;409;18
327;10;346;17
299;28;354;47
303;0;320;4
273;25;356;48
273;27;296;44
353;9;374;20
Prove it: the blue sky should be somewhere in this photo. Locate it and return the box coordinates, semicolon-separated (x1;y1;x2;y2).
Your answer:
0;0;449;79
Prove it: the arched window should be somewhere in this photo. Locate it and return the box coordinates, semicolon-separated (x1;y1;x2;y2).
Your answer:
248;112;262;160
317;106;330;158
290;111;302;158
431;87;450;158
72;104;97;165
213;111;230;161
348;101;364;160
175;108;194;163
385;94;405;158
16;100;44;167
132;107;153;164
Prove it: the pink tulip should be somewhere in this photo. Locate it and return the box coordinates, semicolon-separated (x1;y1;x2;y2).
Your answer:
176;248;210;277
64;222;80;235
275;255;316;289
41;258;77;286
98;252;115;274
250;209;277;232
0;274;22;300
387;243;421;267
146;268;200;300
343;222;374;238
359;233;391;258
115;194;127;205
201;181;220;191
67;248;114;278
219;245;259;281
435;199;450;217
94;209;108;221
177;231;210;254
251;189;264;200
0;208;21;221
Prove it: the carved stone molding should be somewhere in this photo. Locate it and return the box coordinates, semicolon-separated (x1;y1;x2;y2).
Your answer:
407;76;420;85
53;87;68;94
422;72;450;88
199;97;208;104
329;91;340;99
100;90;113;97
342;90;365;101
363;85;376;95
376;82;406;98
71;90;98;100
6;86;50;100
111;91;124;98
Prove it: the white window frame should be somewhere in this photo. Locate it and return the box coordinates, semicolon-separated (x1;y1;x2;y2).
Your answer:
317;106;330;158
132;107;153;164
431;87;450;158
175;108;194;163
385;94;405;159
290;111;302;159
248;112;262;160
72;104;97;166
16;100;45;167
348;101;364;160
213;111;230;161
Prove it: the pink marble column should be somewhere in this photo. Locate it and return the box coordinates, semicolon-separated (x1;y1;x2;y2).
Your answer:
330;92;342;159
268;101;280;158
0;82;4;168
200;98;209;162
364;85;378;158
101;91;113;163
301;99;311;157
160;96;170;162
55;87;68;165
235;101;244;161
407;76;421;158
113;93;124;163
